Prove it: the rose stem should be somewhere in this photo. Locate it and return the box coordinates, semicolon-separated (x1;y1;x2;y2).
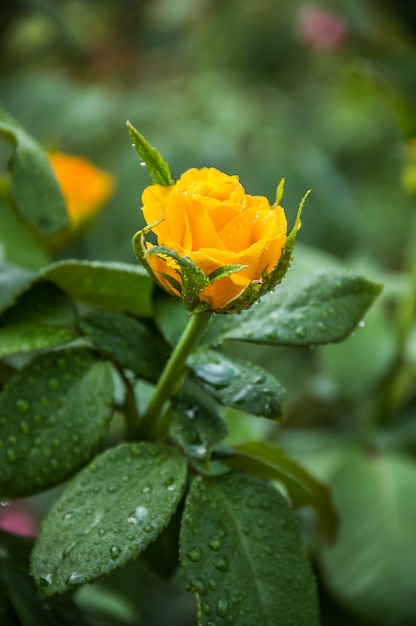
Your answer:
133;309;212;441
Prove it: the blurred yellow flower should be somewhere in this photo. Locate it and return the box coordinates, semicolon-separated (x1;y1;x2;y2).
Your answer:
141;167;287;311
48;152;115;229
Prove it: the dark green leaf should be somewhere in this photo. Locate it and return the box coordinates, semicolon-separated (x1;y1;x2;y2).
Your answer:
222;441;337;540
180;472;319;626
172;393;228;461
0;196;49;269
0;262;35;316
41;260;154;317
78;310;168;381
320;452;416;624
0;347;114;498
0;531;90;626
0;282;77;358
31;443;187;596
188;350;286;420
126;122;172;186
0;105;69;236
214;271;382;346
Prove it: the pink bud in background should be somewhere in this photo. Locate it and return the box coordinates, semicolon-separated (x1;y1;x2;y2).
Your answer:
0;500;39;538
296;5;348;52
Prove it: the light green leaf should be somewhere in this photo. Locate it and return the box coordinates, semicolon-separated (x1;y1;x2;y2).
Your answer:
215;270;382;346
0;105;69;236
41;260;154;317
0;347;114;498
78;310;168;381
188;350;286;420
319;452;416;624
31;443;187;596
0;282;77;358
126;122;172;186
0;262;35;316
180;472;319;626
172;393;228;461
222;441;337;540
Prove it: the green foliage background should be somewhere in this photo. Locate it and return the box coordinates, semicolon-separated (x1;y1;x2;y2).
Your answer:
1;1;416;625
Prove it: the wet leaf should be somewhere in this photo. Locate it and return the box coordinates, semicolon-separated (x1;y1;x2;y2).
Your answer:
0;282;77;358
78;310;168;381
0;347;113;498
0;262;35;316
222;441;337;541
188;350;286;420
211;271;382;346
180;472;319;626
31;443;187;596
126;122;172;186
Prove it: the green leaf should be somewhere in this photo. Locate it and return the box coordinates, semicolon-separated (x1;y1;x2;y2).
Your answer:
78;310;168;381
172;393;228;461
31;443;187;596
0;262;35;316
180;472;319;626
41;260;154;317
188;350;286;420
0;105;69;236
215;270;382;346
0;347;114;498
126;122;172;186
0;532;90;626
319;452;416;624
0;282;77;358
222;441;337;540
0;196;49;269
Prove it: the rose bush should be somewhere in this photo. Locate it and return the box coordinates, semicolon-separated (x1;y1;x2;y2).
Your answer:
139;167;288;311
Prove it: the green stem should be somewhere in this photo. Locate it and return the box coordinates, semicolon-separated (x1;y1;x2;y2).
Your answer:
135;309;212;441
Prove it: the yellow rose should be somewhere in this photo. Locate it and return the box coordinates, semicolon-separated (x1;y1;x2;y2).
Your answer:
48;152;115;230
140;167;287;312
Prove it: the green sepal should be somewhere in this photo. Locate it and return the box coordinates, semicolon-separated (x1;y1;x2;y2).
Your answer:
275;176;285;205
126;122;172;186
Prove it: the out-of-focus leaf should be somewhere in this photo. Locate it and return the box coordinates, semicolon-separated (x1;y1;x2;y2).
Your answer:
0;262;35;316
0;105;69;236
320;452;416;624
31;443;187;596
188;350;286;420
0;347;113;498
180;472;319;625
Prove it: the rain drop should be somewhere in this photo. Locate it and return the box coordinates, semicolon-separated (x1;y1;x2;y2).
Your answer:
47;378;60;390
214;556;228;572
187;548;202;562
19;422;30;435
15;399;30;413
208;537;222;551
109;545;122;560
6;449;16;462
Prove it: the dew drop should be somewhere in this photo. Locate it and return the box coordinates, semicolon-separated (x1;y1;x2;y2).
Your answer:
295;326;306;338
217;589;230;617
214;556;228;572
15;399;30;413
200;602;212;616
191;577;207;595
187;548;202;562
6;449;16;462
110;545;122;560
208;537;222;551
19;421;30;435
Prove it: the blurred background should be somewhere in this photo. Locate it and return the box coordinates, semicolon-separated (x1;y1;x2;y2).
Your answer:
1;1;416;625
